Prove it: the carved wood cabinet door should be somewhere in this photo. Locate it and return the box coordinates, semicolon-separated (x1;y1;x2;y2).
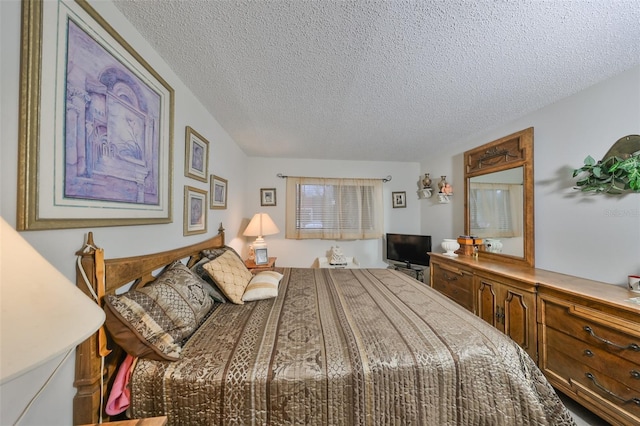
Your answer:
476;274;537;361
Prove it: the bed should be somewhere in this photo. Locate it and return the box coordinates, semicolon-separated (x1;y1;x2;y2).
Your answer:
73;227;575;425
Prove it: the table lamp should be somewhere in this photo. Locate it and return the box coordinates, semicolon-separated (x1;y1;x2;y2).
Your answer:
243;213;279;262
0;217;106;385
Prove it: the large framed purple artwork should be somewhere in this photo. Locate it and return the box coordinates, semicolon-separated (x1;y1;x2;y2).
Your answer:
17;0;174;230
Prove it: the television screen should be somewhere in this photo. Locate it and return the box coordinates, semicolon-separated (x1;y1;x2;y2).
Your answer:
386;233;431;268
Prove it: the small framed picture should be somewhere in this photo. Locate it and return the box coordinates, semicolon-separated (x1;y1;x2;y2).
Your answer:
210;175;227;209
392;191;406;208
255;247;269;265
185;126;209;182
184;186;207;235
261;188;276;206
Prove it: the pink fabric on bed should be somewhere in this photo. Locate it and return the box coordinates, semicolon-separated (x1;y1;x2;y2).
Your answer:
106;354;137;416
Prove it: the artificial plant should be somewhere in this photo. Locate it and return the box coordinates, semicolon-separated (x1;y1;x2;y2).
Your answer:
572;135;640;194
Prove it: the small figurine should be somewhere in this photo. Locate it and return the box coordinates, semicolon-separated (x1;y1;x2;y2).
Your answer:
330;245;347;265
442;183;453;195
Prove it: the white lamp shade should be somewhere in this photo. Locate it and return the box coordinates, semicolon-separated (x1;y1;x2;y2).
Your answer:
243;213;279;238
0;218;106;384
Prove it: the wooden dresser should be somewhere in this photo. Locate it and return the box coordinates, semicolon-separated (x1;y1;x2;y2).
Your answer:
429;253;640;425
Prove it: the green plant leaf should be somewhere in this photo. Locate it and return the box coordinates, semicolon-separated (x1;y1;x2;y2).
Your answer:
573;152;640;194
584;156;596;166
592;166;602;178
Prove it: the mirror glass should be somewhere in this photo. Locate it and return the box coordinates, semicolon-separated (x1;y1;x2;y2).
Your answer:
469;167;523;257
464;128;534;267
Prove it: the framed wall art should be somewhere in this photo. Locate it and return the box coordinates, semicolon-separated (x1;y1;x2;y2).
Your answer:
210;175;227;209
17;0;174;230
184;126;209;182
392;191;406;208
184;186;207;236
260;188;276;206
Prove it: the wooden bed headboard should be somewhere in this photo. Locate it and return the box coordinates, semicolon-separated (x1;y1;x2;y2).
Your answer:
73;225;225;425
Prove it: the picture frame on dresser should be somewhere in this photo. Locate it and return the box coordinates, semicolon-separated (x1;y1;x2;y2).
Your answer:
17;0;174;230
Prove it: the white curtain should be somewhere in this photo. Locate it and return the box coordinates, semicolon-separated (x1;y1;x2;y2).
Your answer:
285;177;383;240
470;183;523;238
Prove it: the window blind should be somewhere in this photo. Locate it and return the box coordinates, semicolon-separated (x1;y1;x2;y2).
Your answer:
285;177;383;240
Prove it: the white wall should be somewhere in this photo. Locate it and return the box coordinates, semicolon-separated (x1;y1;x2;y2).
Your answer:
422;66;640;285
0;1;248;424
243;157;422;268
2;0;638;423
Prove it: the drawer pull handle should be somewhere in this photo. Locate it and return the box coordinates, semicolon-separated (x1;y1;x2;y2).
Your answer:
583;326;640;351
583;349;594;357
442;273;458;282
632;370;640;380
585;372;640;406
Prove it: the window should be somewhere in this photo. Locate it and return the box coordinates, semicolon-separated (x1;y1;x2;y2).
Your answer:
285;177;383;240
469;183;523;238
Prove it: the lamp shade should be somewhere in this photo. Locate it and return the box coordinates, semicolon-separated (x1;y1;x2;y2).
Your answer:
243;213;279;238
0;218;106;384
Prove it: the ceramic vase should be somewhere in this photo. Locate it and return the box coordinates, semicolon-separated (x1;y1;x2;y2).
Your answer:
421;173;432;189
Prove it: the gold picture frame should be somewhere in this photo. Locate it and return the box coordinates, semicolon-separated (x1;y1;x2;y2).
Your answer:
184;126;209;182
17;0;174;230
210;175;228;209
184;186;207;236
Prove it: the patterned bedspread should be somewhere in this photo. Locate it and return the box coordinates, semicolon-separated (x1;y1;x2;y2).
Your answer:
130;268;575;425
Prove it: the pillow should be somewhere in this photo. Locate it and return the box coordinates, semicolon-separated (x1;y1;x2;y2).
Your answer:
242;271;284;302
201;246;243;262
103;262;214;361
202;250;253;304
190;257;227;303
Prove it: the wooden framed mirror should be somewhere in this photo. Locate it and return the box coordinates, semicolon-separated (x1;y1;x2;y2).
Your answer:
464;127;534;267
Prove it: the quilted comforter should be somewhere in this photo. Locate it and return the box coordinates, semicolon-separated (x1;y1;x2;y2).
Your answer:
130;267;575;425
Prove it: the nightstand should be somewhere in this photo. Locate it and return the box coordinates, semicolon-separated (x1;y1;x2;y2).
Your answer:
80;416;168;426
244;257;277;273
316;257;359;269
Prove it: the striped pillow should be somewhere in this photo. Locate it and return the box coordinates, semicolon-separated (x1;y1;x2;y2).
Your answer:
242;271;284;302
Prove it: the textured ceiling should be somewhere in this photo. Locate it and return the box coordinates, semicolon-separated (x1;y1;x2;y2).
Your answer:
113;0;640;162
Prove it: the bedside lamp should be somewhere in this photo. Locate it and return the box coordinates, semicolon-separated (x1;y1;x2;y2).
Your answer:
0;217;106;387
243;213;279;262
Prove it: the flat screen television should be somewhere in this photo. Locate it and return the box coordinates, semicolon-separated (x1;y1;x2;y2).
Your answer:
386;233;431;268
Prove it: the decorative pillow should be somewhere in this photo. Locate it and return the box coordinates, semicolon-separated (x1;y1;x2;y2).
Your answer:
103;262;214;361
202;250;253;304
242;271;284;302
191;257;227;303
201;246;243;262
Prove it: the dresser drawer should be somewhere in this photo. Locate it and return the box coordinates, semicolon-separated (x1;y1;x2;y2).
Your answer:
546;327;640;393
543;300;640;365
546;347;640;421
431;262;473;312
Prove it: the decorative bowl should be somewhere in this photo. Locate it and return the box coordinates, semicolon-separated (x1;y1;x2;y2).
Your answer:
441;239;460;256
